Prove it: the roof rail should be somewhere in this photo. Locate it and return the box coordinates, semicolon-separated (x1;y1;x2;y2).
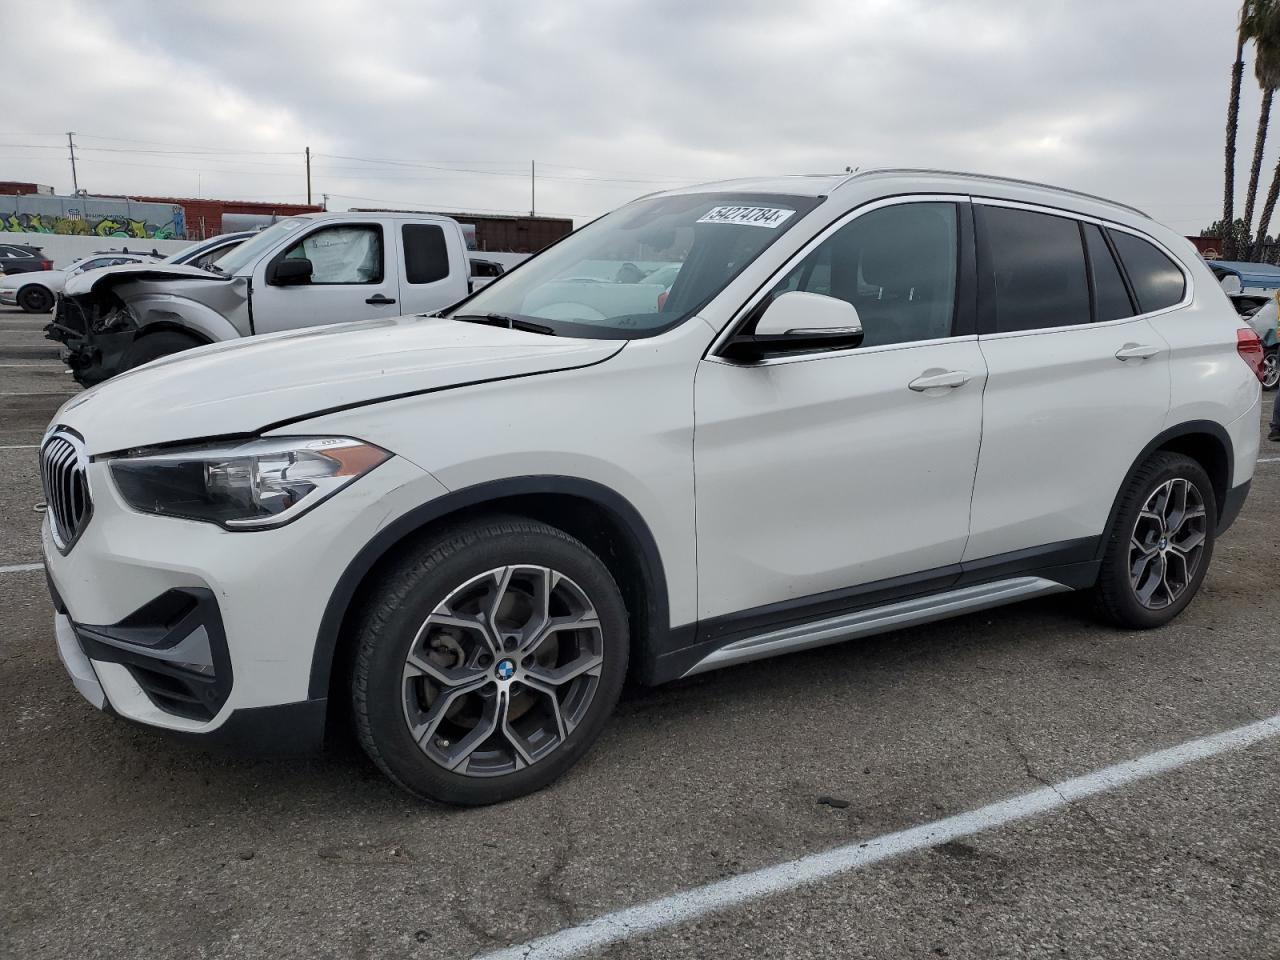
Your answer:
835;168;1150;219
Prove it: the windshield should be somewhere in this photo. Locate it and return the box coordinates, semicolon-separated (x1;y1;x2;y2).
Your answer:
452;192;822;338
164;235;235;265
213;218;307;275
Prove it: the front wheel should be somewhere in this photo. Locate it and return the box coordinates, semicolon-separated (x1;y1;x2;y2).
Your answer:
1093;452;1217;629
352;517;629;805
17;284;53;313
1262;346;1279;391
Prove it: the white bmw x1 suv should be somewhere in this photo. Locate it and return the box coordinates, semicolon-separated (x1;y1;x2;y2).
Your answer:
41;169;1265;805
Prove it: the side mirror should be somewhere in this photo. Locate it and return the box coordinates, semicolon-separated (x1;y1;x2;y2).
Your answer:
270;257;313;286
722;291;864;362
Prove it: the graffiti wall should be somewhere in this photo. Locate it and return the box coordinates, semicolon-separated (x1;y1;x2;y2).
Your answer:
0;195;185;240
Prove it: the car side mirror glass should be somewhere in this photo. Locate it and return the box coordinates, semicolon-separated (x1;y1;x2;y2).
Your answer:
270;257;313;286
722;291;864;362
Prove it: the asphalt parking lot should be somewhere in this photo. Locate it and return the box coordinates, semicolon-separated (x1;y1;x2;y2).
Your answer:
2;305;1279;960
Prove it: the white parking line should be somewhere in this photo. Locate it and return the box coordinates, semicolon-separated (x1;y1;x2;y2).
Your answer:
0;444;38;450
1258;457;1280;463
0;363;65;368
476;712;1280;960
0;562;42;574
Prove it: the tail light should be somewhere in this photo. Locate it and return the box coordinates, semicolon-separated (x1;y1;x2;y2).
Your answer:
38;260;52;271
1237;327;1266;382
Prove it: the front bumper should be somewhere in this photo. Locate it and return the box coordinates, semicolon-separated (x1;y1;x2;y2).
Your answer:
42;447;447;754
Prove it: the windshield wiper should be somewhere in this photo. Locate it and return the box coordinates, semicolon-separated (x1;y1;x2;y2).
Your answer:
453;313;556;335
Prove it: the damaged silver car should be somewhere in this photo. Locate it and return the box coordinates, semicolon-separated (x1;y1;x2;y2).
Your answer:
46;212;473;385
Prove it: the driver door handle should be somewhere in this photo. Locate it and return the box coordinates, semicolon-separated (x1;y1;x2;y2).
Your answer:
1115;342;1160;361
366;294;397;306
908;370;971;392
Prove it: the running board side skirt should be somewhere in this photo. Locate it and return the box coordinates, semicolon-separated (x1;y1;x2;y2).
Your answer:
680;576;1071;677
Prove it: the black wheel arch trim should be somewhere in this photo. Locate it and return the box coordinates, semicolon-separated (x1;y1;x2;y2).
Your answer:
133;322;213;345
308;475;672;700
1097;419;1237;557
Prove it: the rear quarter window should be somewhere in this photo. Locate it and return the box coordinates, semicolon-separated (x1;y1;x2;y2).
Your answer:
403;224;450;284
1108;230;1185;314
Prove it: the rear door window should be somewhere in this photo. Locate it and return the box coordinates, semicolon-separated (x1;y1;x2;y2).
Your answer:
1083;224;1135;323
1108;230;1185;314
980;205;1089;332
403;224;451;284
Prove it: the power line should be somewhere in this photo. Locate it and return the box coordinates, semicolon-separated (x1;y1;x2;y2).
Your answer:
75;132;298;155
315;153;691;184
5;135;700;183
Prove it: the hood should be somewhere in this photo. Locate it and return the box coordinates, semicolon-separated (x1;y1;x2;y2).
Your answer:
54;314;625;455
63;262;225;298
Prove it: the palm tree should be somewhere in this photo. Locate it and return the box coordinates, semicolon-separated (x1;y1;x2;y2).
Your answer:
1251;2;1280;256
1243;2;1280;253
1226;6;1250;257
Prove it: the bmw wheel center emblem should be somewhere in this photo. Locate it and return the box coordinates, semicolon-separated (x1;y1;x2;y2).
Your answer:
496;659;516;680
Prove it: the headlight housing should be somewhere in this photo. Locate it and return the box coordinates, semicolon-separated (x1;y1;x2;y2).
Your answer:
109;436;391;530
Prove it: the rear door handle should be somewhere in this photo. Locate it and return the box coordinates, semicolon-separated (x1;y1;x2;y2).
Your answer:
1115;343;1160;361
366;294;397;306
908;369;972;392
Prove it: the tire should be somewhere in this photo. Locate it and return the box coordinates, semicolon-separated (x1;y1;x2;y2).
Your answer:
1263;347;1279;392
1093;452;1217;629
352;516;629;805
17;284;53;313
121;330;204;372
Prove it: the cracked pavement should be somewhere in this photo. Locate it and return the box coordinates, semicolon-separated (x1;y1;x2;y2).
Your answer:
2;306;1279;959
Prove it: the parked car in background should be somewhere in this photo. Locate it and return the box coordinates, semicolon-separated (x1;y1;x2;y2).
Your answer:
48;212;472;385
0;250;162;314
40;169;1262;805
1211;261;1280;389
0;242;54;277
1208;259;1280;295
469;257;506;290
162;231;254;271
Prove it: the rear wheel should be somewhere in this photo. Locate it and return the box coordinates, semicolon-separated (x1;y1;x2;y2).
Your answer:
1263;347;1279;391
352;517;629;805
1094;452;1217;628
17;284;53;313
121;330;204;372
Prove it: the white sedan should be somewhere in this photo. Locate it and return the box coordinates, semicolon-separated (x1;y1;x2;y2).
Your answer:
0;252;159;313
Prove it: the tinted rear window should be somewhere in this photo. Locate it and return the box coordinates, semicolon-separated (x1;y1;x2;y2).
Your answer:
982;206;1089;332
1083;223;1134;323
1108;230;1185;313
403;224;450;284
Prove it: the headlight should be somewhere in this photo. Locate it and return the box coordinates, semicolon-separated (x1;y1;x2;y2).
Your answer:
109;436;390;529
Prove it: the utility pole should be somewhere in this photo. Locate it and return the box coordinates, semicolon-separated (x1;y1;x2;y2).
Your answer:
67;132;79;194
305;146;312;205
530;160;536;217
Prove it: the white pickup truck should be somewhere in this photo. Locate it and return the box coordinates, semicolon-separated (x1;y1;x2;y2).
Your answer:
47;211;473;385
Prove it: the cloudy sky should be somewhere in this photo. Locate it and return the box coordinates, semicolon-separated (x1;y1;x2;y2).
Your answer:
0;0;1263;233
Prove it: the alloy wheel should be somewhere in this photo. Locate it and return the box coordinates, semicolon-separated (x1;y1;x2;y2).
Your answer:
1128;477;1208;610
1263;350;1279;390
401;564;604;777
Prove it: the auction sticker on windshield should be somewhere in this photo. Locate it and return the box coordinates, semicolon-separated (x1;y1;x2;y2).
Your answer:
696;205;795;228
